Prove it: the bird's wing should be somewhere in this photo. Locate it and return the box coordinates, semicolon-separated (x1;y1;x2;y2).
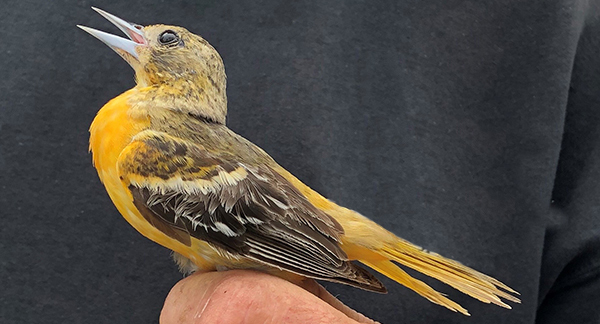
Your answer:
117;130;386;292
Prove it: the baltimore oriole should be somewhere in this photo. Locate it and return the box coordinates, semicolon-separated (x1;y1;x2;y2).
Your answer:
79;8;520;316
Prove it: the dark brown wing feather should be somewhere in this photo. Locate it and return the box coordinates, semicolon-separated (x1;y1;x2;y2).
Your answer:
119;130;387;293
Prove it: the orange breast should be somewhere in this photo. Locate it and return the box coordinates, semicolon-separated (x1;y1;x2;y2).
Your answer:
89;89;217;269
89;89;145;174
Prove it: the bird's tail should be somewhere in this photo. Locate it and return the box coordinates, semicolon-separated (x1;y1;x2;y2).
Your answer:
345;237;521;315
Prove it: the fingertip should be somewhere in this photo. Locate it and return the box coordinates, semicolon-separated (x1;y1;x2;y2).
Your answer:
160;271;219;324
160;270;275;324
160;270;365;324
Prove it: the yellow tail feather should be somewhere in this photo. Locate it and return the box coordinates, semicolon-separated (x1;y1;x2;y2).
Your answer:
381;239;520;306
360;258;471;315
346;238;521;314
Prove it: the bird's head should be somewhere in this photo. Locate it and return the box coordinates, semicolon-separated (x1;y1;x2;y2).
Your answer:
79;8;227;123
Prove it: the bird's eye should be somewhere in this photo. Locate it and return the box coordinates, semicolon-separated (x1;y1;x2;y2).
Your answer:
158;30;179;46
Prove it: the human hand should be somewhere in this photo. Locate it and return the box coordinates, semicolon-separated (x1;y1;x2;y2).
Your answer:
160;270;379;324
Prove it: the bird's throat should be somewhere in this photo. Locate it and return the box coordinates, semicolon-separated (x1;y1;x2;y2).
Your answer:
130;74;227;124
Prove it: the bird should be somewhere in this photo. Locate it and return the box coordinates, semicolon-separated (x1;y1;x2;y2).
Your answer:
79;8;520;316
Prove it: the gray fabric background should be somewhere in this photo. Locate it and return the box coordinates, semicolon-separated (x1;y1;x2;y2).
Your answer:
1;0;600;323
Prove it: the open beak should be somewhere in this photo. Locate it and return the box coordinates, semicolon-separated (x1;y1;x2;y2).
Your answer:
77;7;147;66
